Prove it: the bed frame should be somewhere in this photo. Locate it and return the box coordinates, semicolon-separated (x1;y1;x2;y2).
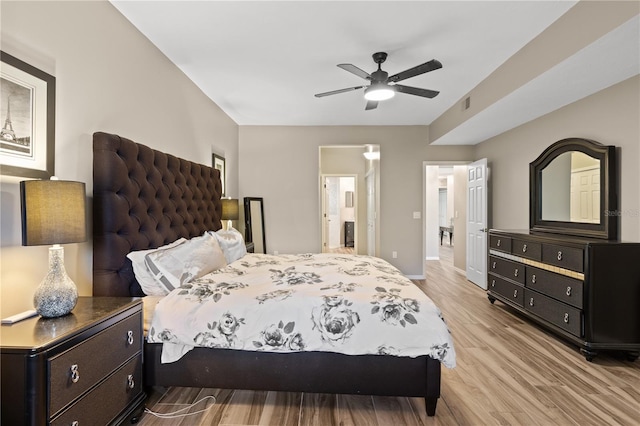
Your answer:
92;132;441;415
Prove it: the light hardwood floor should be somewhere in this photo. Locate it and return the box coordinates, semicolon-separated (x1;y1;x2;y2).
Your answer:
138;245;639;425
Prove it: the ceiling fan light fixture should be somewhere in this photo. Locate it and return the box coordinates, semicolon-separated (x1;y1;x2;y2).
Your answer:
364;84;395;101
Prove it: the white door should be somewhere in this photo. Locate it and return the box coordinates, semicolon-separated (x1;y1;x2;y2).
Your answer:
466;158;488;289
321;176;341;252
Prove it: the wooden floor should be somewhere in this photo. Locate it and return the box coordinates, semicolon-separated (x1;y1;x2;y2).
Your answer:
138;245;640;425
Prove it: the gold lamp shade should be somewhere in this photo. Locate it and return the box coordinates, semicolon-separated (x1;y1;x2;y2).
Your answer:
21;180;87;246
221;198;239;230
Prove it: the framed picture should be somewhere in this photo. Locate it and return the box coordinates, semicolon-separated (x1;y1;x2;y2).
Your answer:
1;51;55;178
213;153;226;196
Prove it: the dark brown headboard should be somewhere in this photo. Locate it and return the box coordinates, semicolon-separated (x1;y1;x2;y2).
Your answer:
92;132;223;296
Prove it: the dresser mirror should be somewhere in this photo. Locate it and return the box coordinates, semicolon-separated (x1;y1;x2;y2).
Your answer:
530;138;618;240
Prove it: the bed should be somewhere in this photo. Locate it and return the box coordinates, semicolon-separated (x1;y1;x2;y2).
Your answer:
92;131;454;416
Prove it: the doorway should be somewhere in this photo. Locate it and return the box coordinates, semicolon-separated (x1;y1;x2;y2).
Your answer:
319;145;380;256
424;163;469;275
321;175;356;254
424;161;489;289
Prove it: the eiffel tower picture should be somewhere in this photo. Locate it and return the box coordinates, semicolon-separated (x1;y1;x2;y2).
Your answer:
1;96;17;142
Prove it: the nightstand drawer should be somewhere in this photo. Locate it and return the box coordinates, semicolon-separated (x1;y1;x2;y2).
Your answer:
49;311;142;416
51;355;142;426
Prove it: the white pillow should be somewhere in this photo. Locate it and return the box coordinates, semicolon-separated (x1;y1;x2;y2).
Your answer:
143;232;227;294
127;238;187;296
211;227;247;263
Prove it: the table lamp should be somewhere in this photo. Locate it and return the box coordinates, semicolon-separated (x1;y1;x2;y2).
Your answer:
221;198;239;230
20;178;87;318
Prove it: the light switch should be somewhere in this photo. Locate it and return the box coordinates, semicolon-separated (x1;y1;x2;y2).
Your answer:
413;211;421;219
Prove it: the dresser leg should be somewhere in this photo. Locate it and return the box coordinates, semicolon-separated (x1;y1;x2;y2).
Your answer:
626;351;639;362
580;348;598;362
488;295;496;304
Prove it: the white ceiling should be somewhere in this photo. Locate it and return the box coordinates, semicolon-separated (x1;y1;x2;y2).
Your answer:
112;1;639;145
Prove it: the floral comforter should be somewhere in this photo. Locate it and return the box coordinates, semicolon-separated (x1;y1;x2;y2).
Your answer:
147;253;456;368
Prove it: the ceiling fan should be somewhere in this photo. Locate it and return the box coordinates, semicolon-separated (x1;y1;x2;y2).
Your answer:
314;52;442;110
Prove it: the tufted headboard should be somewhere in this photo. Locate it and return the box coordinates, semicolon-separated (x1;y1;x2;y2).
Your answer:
92;132;223;297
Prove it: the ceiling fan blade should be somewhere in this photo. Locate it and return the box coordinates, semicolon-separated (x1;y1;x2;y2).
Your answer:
394;84;440;98
388;59;442;83
337;64;371;80
365;100;378;111
314;86;365;98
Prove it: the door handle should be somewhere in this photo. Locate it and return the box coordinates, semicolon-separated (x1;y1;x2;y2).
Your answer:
480;228;488;233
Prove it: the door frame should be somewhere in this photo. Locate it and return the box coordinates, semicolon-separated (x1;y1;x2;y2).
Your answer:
320;174;357;253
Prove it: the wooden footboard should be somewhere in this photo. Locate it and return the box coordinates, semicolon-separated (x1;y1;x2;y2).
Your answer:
144;342;441;415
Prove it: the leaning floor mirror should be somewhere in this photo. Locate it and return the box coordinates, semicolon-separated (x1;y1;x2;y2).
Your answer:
244;197;266;254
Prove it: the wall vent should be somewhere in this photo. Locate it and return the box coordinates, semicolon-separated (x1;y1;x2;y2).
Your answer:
464;96;471;110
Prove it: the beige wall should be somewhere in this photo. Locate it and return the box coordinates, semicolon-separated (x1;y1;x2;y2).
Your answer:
239;126;474;276
475;75;640;242
0;1;238;316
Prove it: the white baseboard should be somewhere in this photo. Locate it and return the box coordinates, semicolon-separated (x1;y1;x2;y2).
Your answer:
425;256;439;261
405;274;426;280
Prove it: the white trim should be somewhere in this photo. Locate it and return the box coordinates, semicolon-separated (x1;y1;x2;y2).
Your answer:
405;274;426;280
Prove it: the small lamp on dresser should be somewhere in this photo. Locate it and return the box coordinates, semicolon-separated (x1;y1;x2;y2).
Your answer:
20;178;87;318
221;197;239;230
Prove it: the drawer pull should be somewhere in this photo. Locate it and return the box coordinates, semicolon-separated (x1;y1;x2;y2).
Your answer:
127;330;134;345
514;268;519;277
513;289;518;298
497;239;501;247
566;286;572;296
127;374;135;389
522;244;527;253
531;274;536;284
70;364;80;384
72;422;79;426
564;313;569;323
492;261;496;269
529;297;534;307
491;279;496;288
557;251;563;261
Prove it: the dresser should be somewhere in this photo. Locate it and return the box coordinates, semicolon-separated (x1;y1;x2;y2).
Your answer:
0;297;145;425
344;221;354;248
487;229;640;361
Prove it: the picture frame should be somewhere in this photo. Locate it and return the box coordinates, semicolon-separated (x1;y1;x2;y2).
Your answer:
0;51;55;178
213;153;226;196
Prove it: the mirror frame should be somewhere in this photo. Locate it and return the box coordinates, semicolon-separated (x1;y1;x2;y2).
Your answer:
530;137;618;240
244;197;266;253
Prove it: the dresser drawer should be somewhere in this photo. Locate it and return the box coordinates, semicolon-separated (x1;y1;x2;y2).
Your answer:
49;311;142;416
489;274;524;307
51;355;142;426
526;267;584;309
489;235;511;253
524;289;582;337
542;243;584;272
512;239;541;261
489;256;525;284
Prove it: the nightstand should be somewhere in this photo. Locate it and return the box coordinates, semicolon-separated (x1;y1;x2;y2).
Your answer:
1;297;145;425
246;241;255;253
